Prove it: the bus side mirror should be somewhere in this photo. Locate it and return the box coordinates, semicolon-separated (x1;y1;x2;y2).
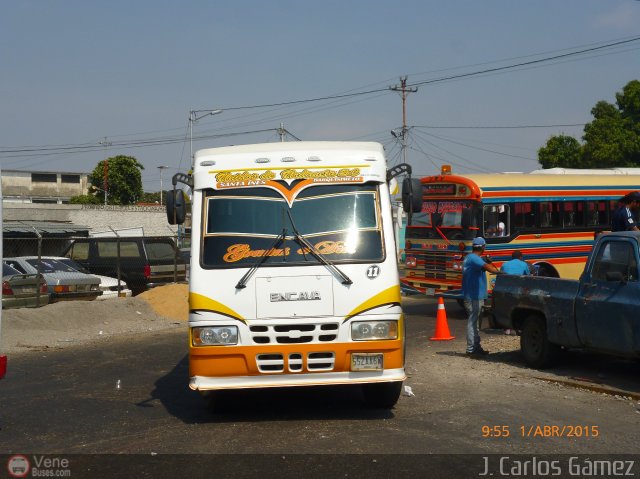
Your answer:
402;178;422;213
166;189;187;225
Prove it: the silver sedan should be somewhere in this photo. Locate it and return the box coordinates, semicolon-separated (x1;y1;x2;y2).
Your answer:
4;257;101;302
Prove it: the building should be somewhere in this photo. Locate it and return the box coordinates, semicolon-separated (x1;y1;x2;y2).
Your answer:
1;169;188;257
1;169;90;204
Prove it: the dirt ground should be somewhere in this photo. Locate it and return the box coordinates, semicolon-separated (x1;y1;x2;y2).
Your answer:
0;283;189;354
0;282;521;356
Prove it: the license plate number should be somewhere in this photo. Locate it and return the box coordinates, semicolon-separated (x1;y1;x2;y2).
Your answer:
425;288;435;296
351;353;383;371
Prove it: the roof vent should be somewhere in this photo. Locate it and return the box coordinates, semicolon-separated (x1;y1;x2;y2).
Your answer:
307;156;321;162
255;158;270;164
281;157;295;163
199;160;215;166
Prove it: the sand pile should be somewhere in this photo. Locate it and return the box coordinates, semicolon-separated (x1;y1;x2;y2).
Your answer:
137;283;189;322
1;284;189;354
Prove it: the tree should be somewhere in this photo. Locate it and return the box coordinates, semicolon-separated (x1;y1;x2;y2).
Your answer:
89;155;144;205
537;80;640;168
538;135;583;169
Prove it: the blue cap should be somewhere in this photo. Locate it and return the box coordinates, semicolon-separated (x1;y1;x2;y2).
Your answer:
472;237;486;247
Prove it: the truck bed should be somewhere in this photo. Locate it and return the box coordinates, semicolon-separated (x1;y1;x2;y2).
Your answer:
492;274;582;348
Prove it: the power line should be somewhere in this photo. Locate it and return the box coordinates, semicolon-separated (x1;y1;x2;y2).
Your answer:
416;130;538;161
407;36;640;89
413;123;586;129
0;128;281;159
197;35;640;112
2;35;637;161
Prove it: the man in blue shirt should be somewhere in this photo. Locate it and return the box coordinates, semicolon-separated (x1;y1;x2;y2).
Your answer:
462;237;501;357
499;250;530;335
611;192;640;232
500;250;530;276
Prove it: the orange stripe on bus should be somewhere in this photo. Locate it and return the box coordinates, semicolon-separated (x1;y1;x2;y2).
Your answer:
482;190;629;197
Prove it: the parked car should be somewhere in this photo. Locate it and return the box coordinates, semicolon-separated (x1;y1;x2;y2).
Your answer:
44;257;132;300
4;257;101;302
2;262;50;309
62;236;187;295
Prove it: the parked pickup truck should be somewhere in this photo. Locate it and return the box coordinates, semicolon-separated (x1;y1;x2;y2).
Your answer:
492;231;640;368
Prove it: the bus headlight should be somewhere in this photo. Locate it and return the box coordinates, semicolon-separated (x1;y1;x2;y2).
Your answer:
192;326;238;346
351;321;398;341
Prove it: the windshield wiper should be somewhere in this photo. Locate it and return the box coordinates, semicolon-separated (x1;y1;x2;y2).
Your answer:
235;227;287;289
285;209;353;286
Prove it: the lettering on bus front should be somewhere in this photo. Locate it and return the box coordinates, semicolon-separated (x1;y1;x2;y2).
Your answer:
222;241;356;263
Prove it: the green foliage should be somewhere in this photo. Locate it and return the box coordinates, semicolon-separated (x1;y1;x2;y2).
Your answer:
89;155;144;205
139;192;161;204
69;194;101;205
537;80;640;168
538;135;582;169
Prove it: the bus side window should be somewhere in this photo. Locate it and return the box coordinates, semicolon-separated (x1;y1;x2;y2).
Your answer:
563;202;580;227
515;202;535;228
483;204;509;237
540;202;561;228
586;201;600;226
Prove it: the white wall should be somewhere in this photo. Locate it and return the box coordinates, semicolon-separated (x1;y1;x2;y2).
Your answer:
2;203;178;237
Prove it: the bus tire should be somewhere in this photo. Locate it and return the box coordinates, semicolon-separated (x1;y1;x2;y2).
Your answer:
520;315;558;369
534;263;559;278
362;381;403;408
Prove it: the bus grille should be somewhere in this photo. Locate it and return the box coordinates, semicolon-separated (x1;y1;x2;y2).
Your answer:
249;323;339;344
256;352;335;373
409;250;463;282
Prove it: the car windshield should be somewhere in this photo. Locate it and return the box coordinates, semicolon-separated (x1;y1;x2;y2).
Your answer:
406;200;481;241
26;258;79;273
201;183;384;268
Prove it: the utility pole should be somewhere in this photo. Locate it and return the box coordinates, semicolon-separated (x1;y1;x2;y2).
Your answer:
278;122;286;142
98;137;112;205
389;76;418;165
189;109;223;168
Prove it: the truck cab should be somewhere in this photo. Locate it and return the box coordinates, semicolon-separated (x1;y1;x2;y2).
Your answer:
575;231;640;355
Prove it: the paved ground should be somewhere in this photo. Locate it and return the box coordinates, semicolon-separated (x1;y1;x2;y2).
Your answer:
1;293;639;478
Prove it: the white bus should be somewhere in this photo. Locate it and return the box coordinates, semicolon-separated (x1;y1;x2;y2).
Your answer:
167;142;407;408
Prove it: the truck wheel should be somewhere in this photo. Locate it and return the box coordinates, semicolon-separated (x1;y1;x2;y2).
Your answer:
520;315;558;369
362;381;403;409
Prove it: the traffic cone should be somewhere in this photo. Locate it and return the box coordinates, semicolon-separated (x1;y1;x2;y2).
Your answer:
430;296;455;341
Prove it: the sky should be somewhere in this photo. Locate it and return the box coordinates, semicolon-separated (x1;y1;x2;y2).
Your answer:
1;0;639;193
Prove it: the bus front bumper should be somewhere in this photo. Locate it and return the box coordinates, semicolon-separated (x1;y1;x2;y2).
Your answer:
189;368;406;391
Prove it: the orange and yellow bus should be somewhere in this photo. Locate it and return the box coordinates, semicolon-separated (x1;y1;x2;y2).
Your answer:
168;142;406;410
401;166;640;296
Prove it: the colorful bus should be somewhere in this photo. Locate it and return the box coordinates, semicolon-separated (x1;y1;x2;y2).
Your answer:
167;142;406;409
401;166;640;296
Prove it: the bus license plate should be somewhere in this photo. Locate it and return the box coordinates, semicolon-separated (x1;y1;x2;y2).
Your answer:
351;353;383;371
425;288;435;296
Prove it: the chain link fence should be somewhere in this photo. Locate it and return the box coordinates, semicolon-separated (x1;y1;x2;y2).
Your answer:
2;230;188;309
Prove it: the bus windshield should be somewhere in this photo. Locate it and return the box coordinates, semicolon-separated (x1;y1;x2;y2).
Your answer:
407;200;481;241
202;183;384;267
